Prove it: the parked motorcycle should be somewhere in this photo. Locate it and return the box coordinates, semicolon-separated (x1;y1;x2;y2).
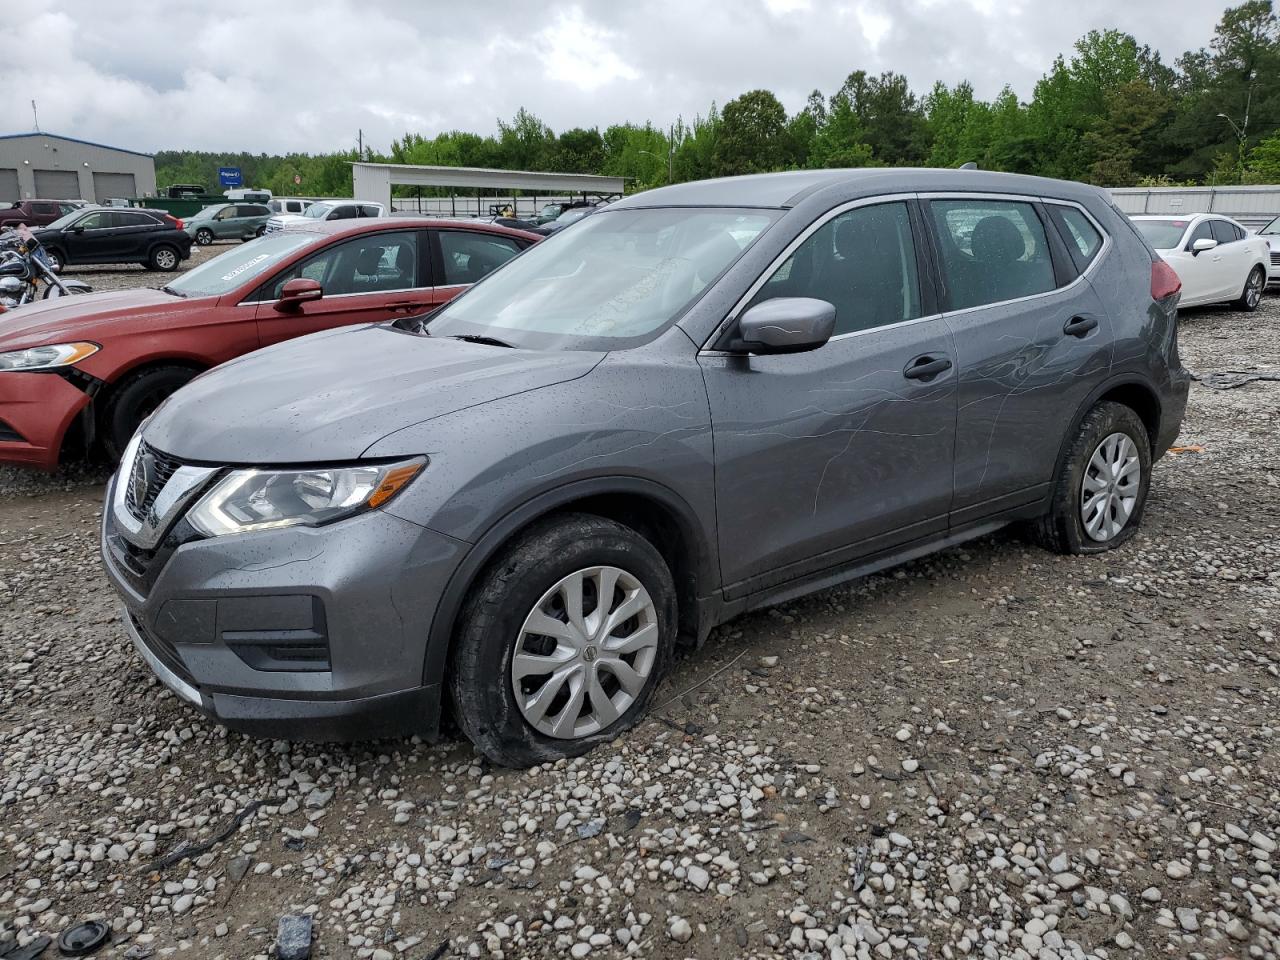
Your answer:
0;224;92;311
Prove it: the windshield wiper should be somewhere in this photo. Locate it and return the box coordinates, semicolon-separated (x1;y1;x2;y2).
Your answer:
448;334;515;348
161;285;187;298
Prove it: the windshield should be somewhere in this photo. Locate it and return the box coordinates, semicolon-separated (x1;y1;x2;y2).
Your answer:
303;202;335;219
426;207;778;350
557;207;592;224
189;204;226;221
165;233;315;298
43;211;86;231
1261;216;1280;236
1133;219;1189;249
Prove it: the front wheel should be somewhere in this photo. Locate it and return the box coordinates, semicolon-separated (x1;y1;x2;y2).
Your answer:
1033;401;1152;555
194;228;214;246
1234;266;1265;312
449;514;676;767
101;365;199;461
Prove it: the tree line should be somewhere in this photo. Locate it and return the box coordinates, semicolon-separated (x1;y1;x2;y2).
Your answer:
155;1;1280;200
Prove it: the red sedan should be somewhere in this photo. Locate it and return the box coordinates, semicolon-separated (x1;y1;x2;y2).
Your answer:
0;218;539;470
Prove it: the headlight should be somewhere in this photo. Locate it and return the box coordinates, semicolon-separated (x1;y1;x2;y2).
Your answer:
0;342;99;371
187;459;424;537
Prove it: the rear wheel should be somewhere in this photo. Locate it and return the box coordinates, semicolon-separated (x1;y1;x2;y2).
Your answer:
146;245;180;272
101;365;199;461
1234;266;1265;312
449;514;676;767
194;227;214;246
1033;401;1152;555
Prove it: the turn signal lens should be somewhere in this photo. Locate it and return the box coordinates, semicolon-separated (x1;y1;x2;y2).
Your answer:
367;463;423;508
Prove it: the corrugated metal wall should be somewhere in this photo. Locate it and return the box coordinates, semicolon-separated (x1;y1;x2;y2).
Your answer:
1109;185;1280;229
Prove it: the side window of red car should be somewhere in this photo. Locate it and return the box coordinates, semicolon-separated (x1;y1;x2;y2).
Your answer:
257;232;422;300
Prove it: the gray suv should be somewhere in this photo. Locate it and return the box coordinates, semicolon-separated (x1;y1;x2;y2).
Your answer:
101;169;1190;767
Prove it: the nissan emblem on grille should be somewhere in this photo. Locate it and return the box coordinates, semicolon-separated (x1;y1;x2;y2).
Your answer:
130;449;156;520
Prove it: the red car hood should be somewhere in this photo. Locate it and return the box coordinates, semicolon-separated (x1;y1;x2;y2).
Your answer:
0;288;209;350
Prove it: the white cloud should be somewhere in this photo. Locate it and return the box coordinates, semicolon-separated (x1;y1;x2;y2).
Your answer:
0;0;1229;155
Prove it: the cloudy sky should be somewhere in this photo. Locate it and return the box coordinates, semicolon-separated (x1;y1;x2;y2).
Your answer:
3;0;1228;155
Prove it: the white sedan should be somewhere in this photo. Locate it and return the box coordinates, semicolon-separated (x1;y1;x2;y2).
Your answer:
1130;214;1269;311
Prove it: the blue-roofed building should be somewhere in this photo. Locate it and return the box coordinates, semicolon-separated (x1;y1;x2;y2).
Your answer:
0;132;157;204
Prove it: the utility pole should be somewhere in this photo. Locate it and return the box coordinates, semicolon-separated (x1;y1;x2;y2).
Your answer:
667;123;674;184
31;100;39;132
1217;79;1253;182
357;128;363;159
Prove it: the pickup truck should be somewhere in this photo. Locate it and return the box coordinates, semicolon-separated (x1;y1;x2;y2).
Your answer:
0;199;85;228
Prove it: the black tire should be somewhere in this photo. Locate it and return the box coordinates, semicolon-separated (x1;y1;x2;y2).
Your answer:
1234;266;1265;312
43;247;64;273
1033;401;1152;555
101;365;199;461
194;228;214;246
147;245;180;272
448;514;677;767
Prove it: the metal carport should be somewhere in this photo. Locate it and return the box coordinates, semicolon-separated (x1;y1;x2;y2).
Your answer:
351;162;626;217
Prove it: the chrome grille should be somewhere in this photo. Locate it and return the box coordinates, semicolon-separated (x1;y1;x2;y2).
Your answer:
123;442;183;520
1271;251;1279;268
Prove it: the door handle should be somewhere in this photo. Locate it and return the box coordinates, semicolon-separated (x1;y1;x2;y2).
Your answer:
1063;316;1098;338
903;355;952;381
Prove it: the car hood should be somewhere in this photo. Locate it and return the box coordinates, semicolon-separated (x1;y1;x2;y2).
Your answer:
0;287;197;349
143;324;606;464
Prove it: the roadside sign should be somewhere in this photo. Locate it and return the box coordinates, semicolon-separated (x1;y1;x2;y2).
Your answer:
218;166;243;188
294;174;301;185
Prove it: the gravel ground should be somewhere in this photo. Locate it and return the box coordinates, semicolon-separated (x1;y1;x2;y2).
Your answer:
0;277;1278;960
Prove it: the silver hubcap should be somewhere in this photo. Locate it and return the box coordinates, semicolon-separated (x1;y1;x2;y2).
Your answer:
157;250;176;268
511;565;659;740
1081;432;1141;542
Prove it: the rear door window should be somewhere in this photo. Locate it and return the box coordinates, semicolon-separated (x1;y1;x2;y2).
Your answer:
928;199;1056;310
1047;205;1104;273
437;231;522;286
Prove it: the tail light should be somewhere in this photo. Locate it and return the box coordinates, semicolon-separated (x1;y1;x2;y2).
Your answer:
165;215;184;230
1151;259;1181;301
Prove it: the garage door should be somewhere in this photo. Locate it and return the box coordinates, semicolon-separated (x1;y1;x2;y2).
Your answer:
33;169;81;199
0;169;17;203
92;171;137;201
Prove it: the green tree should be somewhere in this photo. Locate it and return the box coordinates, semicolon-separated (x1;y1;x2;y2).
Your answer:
925;81;992;168
553;128;606;173
713;90;788;176
1244;131;1280;180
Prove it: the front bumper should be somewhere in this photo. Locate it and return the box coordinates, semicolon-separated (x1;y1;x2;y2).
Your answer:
0;371;92;471
101;472;469;740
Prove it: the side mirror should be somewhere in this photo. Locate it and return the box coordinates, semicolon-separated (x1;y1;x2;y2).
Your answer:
71;225;85;234
1191;237;1218;254
729;297;836;355
274;277;323;311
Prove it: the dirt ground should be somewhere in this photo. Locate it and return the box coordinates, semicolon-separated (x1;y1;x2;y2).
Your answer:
0;257;1277;960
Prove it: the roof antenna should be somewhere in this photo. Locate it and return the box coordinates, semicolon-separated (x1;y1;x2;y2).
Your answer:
959;161;978;170
31;99;39;132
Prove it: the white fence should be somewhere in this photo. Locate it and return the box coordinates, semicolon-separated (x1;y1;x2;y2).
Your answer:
1108;185;1280;229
